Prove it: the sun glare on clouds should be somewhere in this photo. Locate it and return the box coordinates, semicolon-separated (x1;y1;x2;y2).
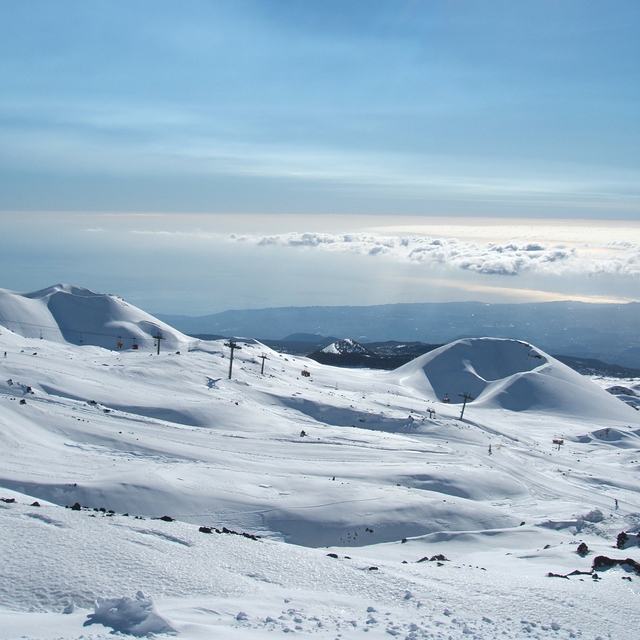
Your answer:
1;212;638;314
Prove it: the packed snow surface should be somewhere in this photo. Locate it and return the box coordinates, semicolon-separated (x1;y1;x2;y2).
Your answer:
1;286;640;639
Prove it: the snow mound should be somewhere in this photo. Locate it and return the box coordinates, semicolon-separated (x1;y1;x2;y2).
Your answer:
0;284;194;351
84;591;176;636
396;337;638;419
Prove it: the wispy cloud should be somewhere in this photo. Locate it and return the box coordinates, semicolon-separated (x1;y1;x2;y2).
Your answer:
230;231;640;278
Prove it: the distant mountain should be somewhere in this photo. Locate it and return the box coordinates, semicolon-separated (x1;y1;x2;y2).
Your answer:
281;333;328;342
551;355;640;379
309;338;379;368
156;300;640;369
320;338;372;355
0;284;195;352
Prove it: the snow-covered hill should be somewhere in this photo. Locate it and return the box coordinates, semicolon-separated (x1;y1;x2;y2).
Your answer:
395;337;636;420
1;287;639;639
321;338;372;355
0;284;195;351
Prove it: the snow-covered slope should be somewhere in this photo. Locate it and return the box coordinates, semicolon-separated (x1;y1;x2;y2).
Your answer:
2;486;639;640
0;284;195;351
1;293;640;639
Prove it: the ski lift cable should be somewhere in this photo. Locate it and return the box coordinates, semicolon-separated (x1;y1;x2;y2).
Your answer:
0;318;174;344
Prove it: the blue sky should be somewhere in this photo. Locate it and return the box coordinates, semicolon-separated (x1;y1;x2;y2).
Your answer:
1;2;639;314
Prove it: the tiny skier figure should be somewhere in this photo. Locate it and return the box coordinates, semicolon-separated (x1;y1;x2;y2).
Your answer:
488;444;492;455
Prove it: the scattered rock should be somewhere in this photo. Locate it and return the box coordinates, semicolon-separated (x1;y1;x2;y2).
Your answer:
577;542;589;556
593;555;640;575
616;531;629;549
199;526;213;534
211;526;261;540
430;554;449;562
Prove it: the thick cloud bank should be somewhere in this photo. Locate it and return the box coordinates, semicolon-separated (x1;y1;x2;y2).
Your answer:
231;232;640;277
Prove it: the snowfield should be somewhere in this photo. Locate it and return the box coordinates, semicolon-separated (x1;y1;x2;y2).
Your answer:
1;285;639;639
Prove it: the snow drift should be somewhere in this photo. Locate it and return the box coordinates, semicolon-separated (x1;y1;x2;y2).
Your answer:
0;284;195;351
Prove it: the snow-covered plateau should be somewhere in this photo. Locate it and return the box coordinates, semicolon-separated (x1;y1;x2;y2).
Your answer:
1;285;640;640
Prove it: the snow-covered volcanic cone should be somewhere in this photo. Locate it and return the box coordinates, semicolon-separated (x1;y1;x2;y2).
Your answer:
0;284;195;351
321;338;372;355
395;337;637;420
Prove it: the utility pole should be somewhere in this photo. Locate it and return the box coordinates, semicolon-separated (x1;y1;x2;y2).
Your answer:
225;340;242;379
153;332;164;355
458;392;474;420
259;352;269;375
